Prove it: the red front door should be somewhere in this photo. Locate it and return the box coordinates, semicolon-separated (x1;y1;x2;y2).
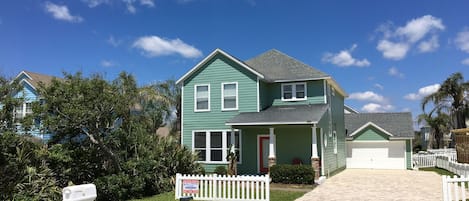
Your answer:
259;136;270;173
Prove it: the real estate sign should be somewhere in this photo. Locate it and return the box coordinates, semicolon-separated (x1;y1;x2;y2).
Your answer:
182;180;199;194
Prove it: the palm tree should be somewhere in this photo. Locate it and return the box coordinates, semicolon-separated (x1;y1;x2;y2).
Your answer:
418;111;450;149
138;79;181;135
422;72;469;129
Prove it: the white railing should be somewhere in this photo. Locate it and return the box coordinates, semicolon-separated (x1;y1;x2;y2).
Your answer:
437;156;469;177
175;173;270;201
413;149;457;169
442;175;469;201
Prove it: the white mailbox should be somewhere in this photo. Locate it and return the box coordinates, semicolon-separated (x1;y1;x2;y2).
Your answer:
62;184;97;201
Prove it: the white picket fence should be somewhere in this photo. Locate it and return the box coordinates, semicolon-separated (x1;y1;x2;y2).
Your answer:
175;173;270;201
442;175;469;201
413;149;457;168
437;156;469;177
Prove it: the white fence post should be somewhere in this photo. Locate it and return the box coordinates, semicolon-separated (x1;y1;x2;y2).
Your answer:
175;173;270;201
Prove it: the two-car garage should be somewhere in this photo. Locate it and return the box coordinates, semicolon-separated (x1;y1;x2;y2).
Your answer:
346;141;406;169
345;113;414;170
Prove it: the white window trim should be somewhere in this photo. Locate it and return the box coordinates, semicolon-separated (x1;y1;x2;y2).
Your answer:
192;130;242;164
221;82;238;111
281;82;307;101
194;84;210;112
333;130;337;154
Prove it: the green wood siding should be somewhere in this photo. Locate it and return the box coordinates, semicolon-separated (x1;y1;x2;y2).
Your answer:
352;127;390;141
181;54;259;170
265;80;325;106
406;139;412;169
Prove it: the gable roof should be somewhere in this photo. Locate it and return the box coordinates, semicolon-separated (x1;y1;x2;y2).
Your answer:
15;70;57;90
226;104;328;126
344;105;359;114
345;112;414;139
245;49;329;82
176;49;264;85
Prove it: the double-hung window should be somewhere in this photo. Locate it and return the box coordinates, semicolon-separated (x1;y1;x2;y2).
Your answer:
14;104;24;119
281;82;307;101
194;84;210;112
222;82;238;110
25;102;33;115
193;130;241;163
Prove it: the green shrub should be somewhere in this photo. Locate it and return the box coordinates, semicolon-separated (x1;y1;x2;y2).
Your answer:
214;166;227;175
270;164;314;184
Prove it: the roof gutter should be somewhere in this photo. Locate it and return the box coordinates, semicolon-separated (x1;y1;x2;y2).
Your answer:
225;121;318;126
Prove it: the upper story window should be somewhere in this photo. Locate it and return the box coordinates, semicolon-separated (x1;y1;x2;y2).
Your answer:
25;102;33;114
222;82;238;111
194;84;210;112
281;82;307;101
14;105;23;119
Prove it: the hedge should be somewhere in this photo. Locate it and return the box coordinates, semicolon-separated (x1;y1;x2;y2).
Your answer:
270;164;314;184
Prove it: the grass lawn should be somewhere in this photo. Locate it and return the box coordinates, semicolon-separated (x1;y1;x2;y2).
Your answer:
131;189;306;201
419;167;456;176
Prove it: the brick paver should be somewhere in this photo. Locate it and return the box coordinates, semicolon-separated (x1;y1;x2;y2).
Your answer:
295;169;442;201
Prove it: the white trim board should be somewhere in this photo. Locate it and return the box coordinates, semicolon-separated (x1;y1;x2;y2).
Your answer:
176;49;264;85
349;122;394;137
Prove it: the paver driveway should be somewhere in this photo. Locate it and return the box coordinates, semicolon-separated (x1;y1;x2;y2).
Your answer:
296;169;442;201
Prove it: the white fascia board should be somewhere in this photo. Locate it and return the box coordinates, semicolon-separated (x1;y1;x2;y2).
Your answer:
225;121;317;126
272;77;331;83
349;122;394;137
326;78;348;97
19;79;36;90
176;48;264;85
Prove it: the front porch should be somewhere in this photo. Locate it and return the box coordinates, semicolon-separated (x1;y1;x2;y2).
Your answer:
234;125;324;181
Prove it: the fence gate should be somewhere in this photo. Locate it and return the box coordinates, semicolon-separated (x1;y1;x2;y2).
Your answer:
175;173;270;201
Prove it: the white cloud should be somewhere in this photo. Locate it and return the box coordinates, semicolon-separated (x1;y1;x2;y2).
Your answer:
404;84;441;101
107;35;121;47
133;35;202;58
322;44;370;67
455;30;469;54
388;67;404;78
374;83;384;90
140;0;155;7
82;0;109;7
418;35;439;52
361;103;394;113
462;58;469;66
396;15;445;43
349;91;386;103
101;60;115;67
44;2;83;23
375;15;444;60
126;3;136;13
376;40;409;60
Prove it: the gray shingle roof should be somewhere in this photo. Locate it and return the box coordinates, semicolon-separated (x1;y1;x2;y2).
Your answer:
345;112;414;138
244;49;330;82
226;104;328;126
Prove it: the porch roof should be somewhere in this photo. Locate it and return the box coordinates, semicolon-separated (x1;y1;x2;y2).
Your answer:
226;104;328;126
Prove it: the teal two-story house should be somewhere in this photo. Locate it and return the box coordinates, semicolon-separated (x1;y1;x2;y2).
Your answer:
176;49;347;180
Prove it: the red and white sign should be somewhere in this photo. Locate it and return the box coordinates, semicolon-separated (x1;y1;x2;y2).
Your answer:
182;180;199;194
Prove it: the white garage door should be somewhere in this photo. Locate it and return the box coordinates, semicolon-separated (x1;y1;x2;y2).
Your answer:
346;141;406;169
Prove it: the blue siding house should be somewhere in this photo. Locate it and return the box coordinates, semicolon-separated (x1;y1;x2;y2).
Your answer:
12;70;55;141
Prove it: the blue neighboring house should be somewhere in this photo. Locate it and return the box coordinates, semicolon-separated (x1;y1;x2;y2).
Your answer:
12;70;55;141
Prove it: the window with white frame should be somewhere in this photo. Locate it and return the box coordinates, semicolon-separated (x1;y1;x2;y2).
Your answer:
281;83;307;101
14;104;23;119
222;82;238;110
194;84;210;111
25;102;33;115
193;130;241;163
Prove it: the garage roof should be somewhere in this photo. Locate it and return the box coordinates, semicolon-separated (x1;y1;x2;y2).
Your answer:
345;112;414;139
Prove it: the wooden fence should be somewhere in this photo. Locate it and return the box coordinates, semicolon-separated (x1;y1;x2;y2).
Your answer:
175;173;270;201
413;152;457;168
442;175;469;201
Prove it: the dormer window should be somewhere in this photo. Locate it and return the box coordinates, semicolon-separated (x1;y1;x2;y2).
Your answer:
281;82;307;101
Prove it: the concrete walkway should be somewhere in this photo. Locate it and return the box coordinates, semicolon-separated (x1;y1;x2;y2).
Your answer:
296;169;442;201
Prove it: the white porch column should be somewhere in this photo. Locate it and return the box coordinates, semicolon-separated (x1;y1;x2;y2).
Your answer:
269;127;275;158
312;125;318;158
268;127;276;168
230;128;235;152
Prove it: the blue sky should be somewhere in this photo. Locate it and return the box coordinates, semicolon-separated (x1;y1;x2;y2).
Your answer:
1;0;469;124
